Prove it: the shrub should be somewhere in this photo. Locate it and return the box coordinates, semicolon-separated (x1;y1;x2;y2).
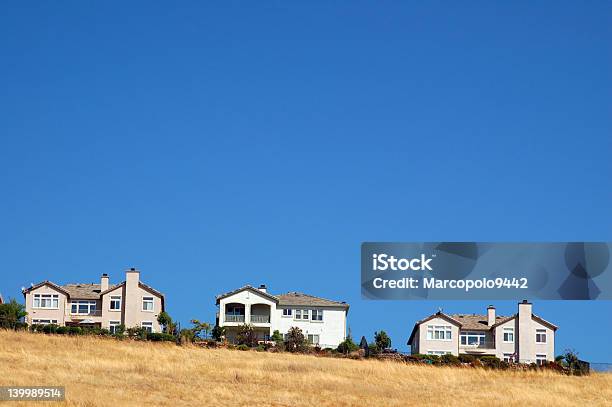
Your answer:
41;324;59;334
458;354;476;364
367;343;380;356
236;324;258;347
480;355;501;369
255;344;266;352
68;326;82;335
147;333;176;342
56;326;69;335
270;330;284;347
440;354;461;366
285;327;307;353
236;344;250;351
336;337;359;355
212;325;226;342
374;331;391;350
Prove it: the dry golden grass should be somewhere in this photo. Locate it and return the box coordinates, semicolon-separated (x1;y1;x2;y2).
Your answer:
0;330;610;406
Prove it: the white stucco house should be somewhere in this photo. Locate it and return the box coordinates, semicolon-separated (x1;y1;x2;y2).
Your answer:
216;284;349;348
407;300;557;365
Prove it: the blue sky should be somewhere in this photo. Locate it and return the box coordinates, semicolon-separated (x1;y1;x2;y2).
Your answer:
1;2;610;361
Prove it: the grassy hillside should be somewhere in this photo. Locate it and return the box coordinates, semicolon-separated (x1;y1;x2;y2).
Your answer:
0;331;610;406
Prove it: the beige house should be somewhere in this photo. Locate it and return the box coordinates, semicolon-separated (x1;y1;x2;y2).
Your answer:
408;300;557;365
22;268;165;333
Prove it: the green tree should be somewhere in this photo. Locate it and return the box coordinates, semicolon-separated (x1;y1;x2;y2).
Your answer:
190;319;212;340
237;324;258;347
211;325;226;342
284;326;306;352
157;312;174;334
374;330;391;350
0;299;27;329
337;337;359;354
271;330;283;345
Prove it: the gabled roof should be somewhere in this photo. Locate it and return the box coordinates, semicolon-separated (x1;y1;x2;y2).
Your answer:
215;285;280;304
276;292;349;310
490;313;558;331
407;311;462;345
22;281;70;297
100;281;166;311
451;314;513;330
216;286;350;310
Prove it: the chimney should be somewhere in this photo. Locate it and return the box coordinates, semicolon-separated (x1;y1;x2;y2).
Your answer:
124;268;141;328
100;273;109;292
517;300;533;363
258;284;267;293
487;305;496;326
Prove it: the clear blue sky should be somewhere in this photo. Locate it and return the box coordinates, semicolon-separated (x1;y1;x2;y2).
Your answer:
1;2;610;361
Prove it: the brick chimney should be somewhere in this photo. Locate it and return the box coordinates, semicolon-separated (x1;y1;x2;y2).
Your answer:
100;273;109;292
487;305;496;326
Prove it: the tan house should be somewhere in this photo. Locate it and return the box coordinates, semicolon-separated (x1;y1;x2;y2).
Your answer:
22;268;165;333
407;300;557;365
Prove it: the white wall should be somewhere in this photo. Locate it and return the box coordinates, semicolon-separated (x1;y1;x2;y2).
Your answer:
275;306;347;348
415;317;460;356
218;288;347;348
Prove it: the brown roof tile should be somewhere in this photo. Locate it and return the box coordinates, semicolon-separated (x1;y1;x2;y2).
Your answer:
276;292;349;309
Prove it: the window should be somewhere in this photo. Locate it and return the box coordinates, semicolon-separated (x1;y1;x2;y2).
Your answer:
295;309;309;320
536;329;547;343
33;294;59;309
307;334;320;345
32;319;58;324
426;325;452;341
427;351;450;356
503;327;514;343
536;354;547;366
311;309;323;321
503;353;514;363
282;308;292;317
460;331;485;346
109;321;121;334
110;296;121;310
141;321;153;333
71;300;97;315
142;297;154;312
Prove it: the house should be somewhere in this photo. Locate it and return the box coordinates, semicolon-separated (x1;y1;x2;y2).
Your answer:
22;268;165;333
216;284;349;348
407;300;557;365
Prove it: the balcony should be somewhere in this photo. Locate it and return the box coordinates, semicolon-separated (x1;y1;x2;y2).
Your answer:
460;342;496;352
250;315;270;324
225;315;245;323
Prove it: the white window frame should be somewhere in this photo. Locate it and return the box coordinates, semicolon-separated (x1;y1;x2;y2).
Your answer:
294;309;309;320
536;354;547;366
282;308;292;317
71;300;97;315
427;325;452;341
311;309;323;322
503;327;514;343
460;331;485;346
535;329;547;344
109;296;122;311
33;294;59;309
109;321;121;334
32;319;58;324
427;350;451;356
141;321;153;333
307;334;320;345
142;297;154;312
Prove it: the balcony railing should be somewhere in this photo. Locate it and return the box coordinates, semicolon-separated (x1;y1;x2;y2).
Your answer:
70;310;102;317
225;315;245;323
460;341;496;349
250;315;270;323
